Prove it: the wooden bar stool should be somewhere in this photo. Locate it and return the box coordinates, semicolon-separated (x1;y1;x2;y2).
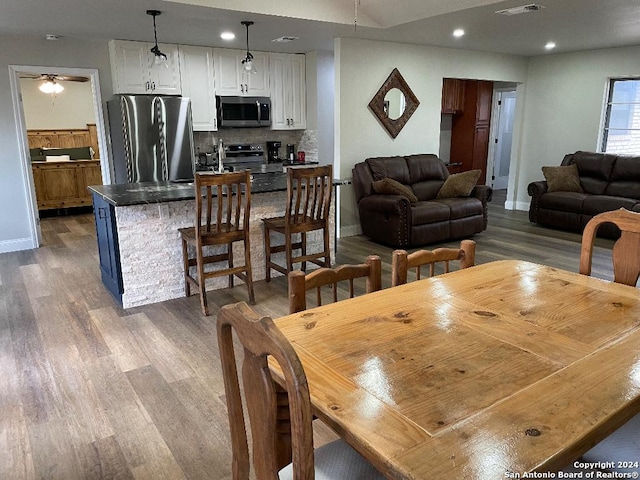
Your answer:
179;171;255;316
262;165;333;282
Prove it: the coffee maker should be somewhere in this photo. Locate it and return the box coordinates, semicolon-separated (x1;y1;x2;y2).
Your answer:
266;141;281;163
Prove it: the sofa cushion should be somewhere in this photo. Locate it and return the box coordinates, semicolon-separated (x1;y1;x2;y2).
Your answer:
372;178;418;203
539;191;588;212
582;196;639;216
434;198;484;220
542;164;583;193
610;155;640;180
606;155;640;199
436;170;481;198
366;156;410;184
406;154;448;184
410;201;451;225
412;180;444;202
563;151;617;194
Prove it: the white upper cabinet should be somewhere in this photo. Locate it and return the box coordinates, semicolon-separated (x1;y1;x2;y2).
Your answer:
213;48;270;96
109;40;181;95
178;45;217;131
270;53;306;130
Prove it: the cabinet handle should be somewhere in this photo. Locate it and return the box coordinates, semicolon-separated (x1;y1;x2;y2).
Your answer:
145;81;150;91
98;207;107;220
151;82;156;91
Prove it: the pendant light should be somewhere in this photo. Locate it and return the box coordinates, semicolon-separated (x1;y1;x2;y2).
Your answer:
241;21;257;75
147;10;168;66
39;75;64;94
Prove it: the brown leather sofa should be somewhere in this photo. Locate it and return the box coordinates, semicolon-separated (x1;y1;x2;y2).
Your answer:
528;151;640;236
352;154;492;247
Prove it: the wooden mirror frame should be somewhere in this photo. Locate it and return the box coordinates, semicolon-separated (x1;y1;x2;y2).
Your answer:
368;68;420;139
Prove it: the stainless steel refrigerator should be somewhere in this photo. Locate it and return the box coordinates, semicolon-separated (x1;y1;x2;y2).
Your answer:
107;95;195;184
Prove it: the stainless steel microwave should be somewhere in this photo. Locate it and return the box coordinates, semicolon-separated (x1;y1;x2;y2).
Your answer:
216;96;271;128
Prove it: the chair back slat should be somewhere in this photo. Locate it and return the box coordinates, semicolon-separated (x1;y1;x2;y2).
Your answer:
194;171;252;237
288;255;382;313
217;302;315;479
392;240;476;286
286;166;333;226
580;208;640;286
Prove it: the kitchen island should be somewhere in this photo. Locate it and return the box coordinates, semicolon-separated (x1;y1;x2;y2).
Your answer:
89;172;335;308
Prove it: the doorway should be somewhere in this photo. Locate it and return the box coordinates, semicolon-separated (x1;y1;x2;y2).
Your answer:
9;65;110;247
488;89;517;190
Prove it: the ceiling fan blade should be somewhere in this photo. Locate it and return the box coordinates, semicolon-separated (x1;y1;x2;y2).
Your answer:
57;75;89;82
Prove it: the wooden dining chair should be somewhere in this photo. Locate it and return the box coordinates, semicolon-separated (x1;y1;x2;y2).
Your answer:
179;171;255;316
217;301;385;480
391;239;476;286
288;255;382;314
579;208;640;286
263;165;333;282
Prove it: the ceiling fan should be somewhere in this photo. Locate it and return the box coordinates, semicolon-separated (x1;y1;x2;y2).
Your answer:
21;73;89;83
21;73;89;94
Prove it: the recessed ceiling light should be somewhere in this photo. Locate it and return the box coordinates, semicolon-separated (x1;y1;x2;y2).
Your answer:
453;29;465;38
220;32;235;41
45;34;60;41
545;41;556;50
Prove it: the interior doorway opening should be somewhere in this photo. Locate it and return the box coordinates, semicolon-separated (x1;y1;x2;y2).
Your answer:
9;65;110;247
489;89;517;191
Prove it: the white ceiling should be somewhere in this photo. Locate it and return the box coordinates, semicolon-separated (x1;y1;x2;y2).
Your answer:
2;0;640;57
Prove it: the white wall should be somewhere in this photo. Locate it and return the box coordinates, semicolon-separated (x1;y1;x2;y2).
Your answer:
316;50;335;166
334;37;529;234
0;35;112;252
512;45;640;209
20;78;96;129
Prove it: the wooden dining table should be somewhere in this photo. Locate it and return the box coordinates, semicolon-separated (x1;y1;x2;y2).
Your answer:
273;260;640;479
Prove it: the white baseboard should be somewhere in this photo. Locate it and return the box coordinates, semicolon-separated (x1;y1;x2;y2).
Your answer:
0;237;35;254
339;224;362;238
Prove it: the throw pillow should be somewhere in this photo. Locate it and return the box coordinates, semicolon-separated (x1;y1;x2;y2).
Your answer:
542;164;584;193
372;178;419;203
436;170;481;199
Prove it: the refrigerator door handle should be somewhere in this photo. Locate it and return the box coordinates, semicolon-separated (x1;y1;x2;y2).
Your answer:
155;96;169;182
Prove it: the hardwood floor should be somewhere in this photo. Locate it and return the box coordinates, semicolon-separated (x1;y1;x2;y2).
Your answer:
0;193;618;479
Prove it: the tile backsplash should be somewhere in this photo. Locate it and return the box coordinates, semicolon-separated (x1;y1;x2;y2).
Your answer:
193;128;317;163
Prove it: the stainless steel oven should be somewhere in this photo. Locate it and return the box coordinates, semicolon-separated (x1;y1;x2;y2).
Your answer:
216;96;271;128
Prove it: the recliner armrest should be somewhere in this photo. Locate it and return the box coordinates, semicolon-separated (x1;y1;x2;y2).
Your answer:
471;185;493;204
358;194;410;214
528;181;548;198
528;181;548;223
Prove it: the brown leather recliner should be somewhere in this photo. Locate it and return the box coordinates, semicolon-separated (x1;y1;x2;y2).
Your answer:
528;151;640;237
352;154;492;247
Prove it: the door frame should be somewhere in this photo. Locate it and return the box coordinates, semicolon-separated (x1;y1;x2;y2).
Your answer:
9;64;111;248
486;87;517;192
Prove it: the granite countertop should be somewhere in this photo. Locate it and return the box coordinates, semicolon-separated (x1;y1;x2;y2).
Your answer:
89;171;289;207
89;171;352;207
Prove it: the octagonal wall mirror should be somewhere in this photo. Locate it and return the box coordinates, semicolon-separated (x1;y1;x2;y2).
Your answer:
368;68;419;139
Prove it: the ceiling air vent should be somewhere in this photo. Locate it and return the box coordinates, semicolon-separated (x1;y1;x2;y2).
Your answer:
271;36;299;43
495;4;545;16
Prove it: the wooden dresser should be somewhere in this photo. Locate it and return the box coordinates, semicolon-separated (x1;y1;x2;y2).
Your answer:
32;160;102;210
28;125;102;210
